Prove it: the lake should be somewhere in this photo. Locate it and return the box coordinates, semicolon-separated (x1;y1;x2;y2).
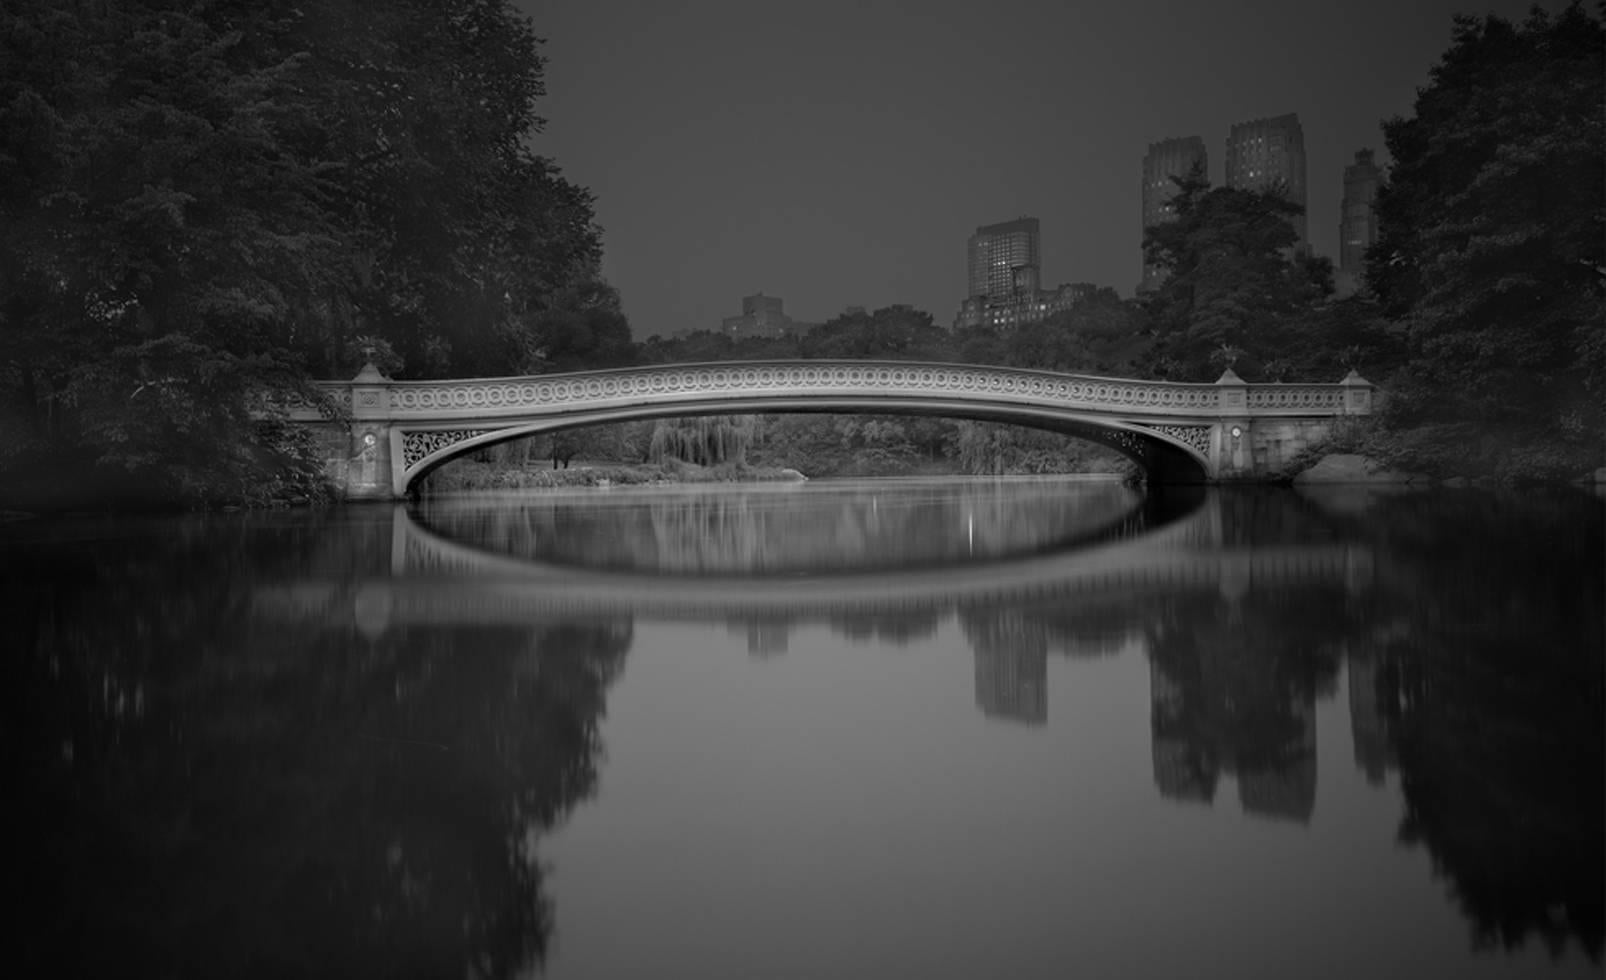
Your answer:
8;477;1602;979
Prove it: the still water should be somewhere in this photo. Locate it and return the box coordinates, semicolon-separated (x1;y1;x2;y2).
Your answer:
9;477;1602;979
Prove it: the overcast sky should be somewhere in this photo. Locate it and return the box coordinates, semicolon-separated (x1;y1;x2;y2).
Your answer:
515;0;1553;337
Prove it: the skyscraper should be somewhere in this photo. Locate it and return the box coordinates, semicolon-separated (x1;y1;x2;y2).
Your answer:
966;217;1040;302
1336;148;1382;297
1139;136;1207;292
1225;113;1308;253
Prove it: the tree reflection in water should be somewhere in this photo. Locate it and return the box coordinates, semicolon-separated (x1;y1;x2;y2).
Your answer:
692;487;1605;960
9;516;630;978
1333;490;1604;961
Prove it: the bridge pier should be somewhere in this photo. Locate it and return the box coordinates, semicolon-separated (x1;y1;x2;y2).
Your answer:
1207;369;1376;480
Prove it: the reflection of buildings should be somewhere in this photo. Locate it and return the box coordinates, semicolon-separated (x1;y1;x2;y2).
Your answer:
966;609;1049;724
1347;650;1394;783
1148;628;1318;822
1237;699;1316;822
974;643;1048;725
1150;660;1216;802
960;606;1134;726
728;617;791;658
937;601;1160;726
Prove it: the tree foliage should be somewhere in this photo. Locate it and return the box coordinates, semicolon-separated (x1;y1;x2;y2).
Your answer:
1139;169;1335;379
0;0;612;504
798;305;950;360
1367;2;1604;474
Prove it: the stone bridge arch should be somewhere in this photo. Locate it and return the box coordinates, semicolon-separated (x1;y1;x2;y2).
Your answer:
280;360;1375;497
399;397;1212;492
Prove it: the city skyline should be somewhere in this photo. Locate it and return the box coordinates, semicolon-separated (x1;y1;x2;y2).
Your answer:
1337;148;1384;297
518;0;1559;336
1139;136;1209;292
1225;113;1310;252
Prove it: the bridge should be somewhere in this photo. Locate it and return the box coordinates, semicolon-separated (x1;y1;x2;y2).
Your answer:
251;499;1375;635
281;360;1376;497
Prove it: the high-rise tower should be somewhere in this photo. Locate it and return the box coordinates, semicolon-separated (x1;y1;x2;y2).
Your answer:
1337;148;1382;297
1225;113;1308;253
1139;136;1208;292
966;217;1040;302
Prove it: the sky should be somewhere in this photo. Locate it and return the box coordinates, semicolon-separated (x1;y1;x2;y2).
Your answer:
515;0;1557;338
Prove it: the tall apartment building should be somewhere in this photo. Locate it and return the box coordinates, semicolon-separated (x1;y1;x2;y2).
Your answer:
1138;136;1208;293
1336;148;1382;297
967;217;1041;302
1225;113;1308;253
955;217;1102;330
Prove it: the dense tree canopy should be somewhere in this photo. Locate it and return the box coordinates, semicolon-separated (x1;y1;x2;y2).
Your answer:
1138;168;1336;380
1366;2;1604;476
0;0;608;503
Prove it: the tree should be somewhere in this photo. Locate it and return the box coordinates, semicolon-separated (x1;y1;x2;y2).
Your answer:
1139;168;1333;379
994;289;1149;374
0;0;613;505
518;277;635;373
1367;2;1604;476
0;1;347;503
647;415;761;467
798;305;951;360
282;0;612;379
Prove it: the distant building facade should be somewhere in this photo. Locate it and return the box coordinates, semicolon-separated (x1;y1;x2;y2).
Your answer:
1225;113;1308;253
955;217;1100;330
1335;148;1381;298
967;217;1041;302
1138;136;1208;293
720;293;815;339
954;281;1097;330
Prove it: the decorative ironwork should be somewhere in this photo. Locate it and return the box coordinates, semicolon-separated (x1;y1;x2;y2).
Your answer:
1141;424;1213;457
1091;428;1147;457
401;429;491;469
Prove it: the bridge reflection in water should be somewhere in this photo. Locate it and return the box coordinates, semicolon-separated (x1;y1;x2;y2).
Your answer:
253;492;1371;628
253;490;1375;828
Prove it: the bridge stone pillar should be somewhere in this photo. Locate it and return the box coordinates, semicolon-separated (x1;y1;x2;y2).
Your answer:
1212;368;1253;480
1339;370;1375;415
344;362;398;500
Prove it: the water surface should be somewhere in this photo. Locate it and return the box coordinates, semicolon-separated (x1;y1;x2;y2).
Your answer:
9;478;1602;978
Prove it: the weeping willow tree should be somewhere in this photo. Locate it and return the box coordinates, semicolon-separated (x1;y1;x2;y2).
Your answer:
648;415;762;466
950;421;1128;475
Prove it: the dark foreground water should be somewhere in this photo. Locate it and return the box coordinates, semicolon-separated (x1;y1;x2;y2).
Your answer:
7;478;1602;979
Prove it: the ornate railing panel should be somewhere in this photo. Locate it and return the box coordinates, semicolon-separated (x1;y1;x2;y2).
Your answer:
1246;385;1348;412
312;361;1239;421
